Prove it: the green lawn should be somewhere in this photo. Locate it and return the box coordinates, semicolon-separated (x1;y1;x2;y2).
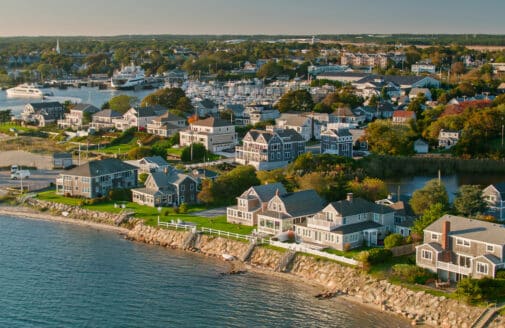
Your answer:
367;255;415;279
37;190;253;235
323;247;374;259
166;147;183;156
97;143;137;155
0;123;36;134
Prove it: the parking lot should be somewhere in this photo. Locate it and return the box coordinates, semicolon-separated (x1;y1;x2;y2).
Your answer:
0;169;61;193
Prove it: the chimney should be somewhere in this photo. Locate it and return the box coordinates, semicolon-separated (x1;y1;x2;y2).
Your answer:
442;221;450;250
346;193;353;202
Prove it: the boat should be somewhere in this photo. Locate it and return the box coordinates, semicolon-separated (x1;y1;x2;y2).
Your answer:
110;63;146;90
6;84;53;98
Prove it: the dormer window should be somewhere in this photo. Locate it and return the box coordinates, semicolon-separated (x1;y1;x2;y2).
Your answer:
487;245;494;252
432;233;439;241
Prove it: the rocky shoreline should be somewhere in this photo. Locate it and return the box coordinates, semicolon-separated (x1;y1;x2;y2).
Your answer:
3;200;505;328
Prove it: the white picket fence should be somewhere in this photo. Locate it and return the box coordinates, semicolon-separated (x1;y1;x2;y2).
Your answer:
269;240;359;266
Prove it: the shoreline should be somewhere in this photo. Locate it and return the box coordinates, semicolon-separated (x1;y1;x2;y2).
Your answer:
0;205;411;325
0;206;129;234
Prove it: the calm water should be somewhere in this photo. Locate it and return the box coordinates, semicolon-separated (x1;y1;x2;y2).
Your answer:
0;215;409;328
386;174;505;201
0;87;154;115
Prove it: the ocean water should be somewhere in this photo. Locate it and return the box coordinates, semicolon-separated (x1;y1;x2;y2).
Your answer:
0;215;409;328
0;87;154;115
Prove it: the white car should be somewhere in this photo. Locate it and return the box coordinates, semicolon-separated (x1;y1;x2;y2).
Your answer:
10;170;30;180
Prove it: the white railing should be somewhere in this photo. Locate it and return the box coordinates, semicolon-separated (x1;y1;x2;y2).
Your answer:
436;261;472;275
269;240;359;266
157;218;195;231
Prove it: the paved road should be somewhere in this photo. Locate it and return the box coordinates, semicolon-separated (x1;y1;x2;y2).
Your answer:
0;169;61;192
0;150;54;170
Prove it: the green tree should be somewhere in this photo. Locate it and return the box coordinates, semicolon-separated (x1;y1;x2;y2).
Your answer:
348;177;388;201
141;87;188;109
384;233;404;249
181;143;206;162
109;95;138;113
365;119;416;156
127;146;152;160
454;185;487;217
276;89;314;113
256;61;284;79
412;203;447;236
0;110;12;123
410;179;449;216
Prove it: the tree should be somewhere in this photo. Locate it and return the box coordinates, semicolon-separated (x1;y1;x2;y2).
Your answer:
0;110;12;123
127;146;152;160
451;62;465;76
109;95;137;113
348;177;388;201
256;61;284;79
276;89;314;112
198;165;260;205
365;119;416;156
384;233;404;249
410;179;449;216
181;143;206;162
412;203;447;236
454;185;487;217
408;94;427;119
141;87;189;109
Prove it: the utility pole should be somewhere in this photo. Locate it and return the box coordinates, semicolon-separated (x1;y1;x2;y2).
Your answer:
78;143;81;165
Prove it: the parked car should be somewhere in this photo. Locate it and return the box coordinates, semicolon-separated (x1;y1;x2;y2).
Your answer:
10;165;18;174
11;170;30;180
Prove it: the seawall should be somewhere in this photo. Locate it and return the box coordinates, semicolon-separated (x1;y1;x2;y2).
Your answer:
17;200;505;328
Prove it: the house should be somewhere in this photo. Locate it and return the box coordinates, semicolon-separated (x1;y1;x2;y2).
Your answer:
194;99;218;117
497;82;505;94
248;105;280;126
257;189;325;235
409;88;432;101
227;183;287;226
235;127;306;170
376;197;415;237
131;170;198;207
295;193;395;250
125;156;171;174
332;107;366;126
392;110;416;124
21;102;65;127
438;129;460;149
376;102;396;119
416;215;505;281
146;112;186;137
320;128;353;157
414;139;429;154
411;64;436;74
57;103;100;130
482;183;505;221
179;117;236;152
354;75;440;91
275;113;316;141
190;168;219;187
222;104;247;125
90;109;123;131
315;72;370;83
114;106;166;131
56;158;138;198
341;52;388;68
52;152;73;169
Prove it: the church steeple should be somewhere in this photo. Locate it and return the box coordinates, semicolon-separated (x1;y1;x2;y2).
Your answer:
56;39;60;54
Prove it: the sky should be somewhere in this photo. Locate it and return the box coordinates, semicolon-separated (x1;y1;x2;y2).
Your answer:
0;0;503;36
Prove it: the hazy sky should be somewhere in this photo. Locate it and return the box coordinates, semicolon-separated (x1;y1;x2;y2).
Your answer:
1;0;503;36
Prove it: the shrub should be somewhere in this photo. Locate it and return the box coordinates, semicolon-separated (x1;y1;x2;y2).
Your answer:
384;233;404;249
367;248;392;265
391;264;435;284
457;278;505;303
179;203;188;214
173;206;180;214
496;270;505;279
343;242;352;252
163;210;170;216
107;189;131;202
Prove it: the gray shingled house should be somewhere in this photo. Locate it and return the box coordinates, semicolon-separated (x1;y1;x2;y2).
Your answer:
56;158;138;198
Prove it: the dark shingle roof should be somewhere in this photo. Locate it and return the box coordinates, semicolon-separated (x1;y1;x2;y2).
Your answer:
250;183;287;202
64;158;137;177
93;109;122;118
53;152;72;159
134;106;166;117
282;189;326;217
329;197;394;217
332;221;383;235
28;102;62;110
71;103;100;113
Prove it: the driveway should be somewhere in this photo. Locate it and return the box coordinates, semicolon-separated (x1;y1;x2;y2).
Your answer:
192;207;228;218
0;169;61;192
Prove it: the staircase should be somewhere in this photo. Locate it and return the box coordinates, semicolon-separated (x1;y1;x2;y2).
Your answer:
240;241;257;262
183;231;199;250
471;306;500;328
275;251;297;272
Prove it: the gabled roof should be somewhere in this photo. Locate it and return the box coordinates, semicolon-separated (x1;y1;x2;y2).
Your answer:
393;110;416;119
276;113;310;127
152;112;185;123
93;109;122;118
192;117;233;128
133;105;166;117
323;128;352;137
53;152;72;159
63;158;137;177
281;189;326;218
28;102;63;110
198;99;217;109
141;156;170;167
486;183;505;199
328;197;394;217
425;214;505;246
247;183;287;202
71;103;100;113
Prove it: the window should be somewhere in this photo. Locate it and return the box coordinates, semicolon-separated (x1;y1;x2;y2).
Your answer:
477;262;488;275
456;239;470;247
421;250;432;261
373;213;380;223
181;185;185;192
432;233;439;241
487;245;494;252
